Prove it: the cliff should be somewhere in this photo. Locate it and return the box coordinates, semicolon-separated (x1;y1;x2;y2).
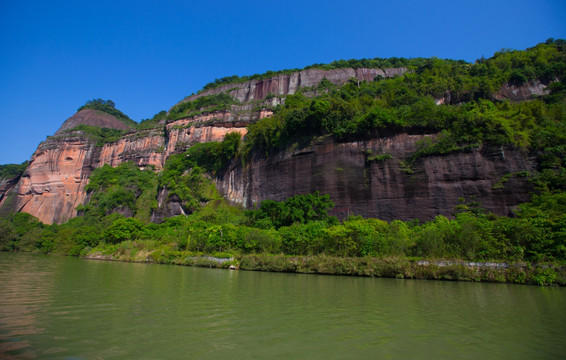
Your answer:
179;67;408;105
3;135;99;224
0;109;250;223
0;65;555;224
217;134;535;221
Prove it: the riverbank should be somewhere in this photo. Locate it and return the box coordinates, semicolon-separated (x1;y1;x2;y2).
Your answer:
82;248;566;286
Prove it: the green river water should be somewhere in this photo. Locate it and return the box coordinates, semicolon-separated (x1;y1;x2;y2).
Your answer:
0;253;564;359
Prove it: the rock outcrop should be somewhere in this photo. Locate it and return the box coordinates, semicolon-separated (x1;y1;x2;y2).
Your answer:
180;67;408;105
6;135;98;224
98;130;166;170
217;134;535;221
55;109;132;135
436;80;552;105
494;80;551;101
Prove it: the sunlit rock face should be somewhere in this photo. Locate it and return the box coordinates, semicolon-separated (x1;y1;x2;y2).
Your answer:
217;133;535;221
9;136;98;224
2;109;249;223
164;112;249;157
54;109;132;135
179;67;408;104
98;132;166;170
494;80;551;101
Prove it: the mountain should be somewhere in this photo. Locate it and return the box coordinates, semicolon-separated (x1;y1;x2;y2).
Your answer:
1;40;565;225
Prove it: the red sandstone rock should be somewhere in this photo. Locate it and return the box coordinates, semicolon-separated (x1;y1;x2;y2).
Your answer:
1;111;249;223
1;67;548;224
8;136;98;224
55;109;132;135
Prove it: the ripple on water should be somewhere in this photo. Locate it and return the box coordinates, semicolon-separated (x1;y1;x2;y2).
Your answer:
0;254;565;359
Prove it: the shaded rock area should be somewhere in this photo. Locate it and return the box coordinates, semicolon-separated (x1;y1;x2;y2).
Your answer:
0;176;21;204
150;189;186;223
217;134;535;221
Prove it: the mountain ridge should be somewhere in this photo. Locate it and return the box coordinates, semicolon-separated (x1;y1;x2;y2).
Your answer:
0;40;564;225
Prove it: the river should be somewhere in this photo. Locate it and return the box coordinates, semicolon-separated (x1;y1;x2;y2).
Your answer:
0;253;564;359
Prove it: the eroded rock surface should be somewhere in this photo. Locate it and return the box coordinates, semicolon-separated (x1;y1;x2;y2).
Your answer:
7;136;98;224
1;111;248;223
217;134;535;221
181;67;408;105
55;109;132;135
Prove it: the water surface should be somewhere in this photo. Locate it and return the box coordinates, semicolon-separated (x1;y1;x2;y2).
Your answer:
0;253;564;359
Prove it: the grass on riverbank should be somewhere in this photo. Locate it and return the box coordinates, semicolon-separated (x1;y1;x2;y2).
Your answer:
82;242;566;286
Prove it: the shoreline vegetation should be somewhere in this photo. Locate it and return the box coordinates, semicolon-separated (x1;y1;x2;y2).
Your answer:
80;250;566;286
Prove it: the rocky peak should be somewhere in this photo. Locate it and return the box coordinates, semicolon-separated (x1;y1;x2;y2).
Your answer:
54;109;133;135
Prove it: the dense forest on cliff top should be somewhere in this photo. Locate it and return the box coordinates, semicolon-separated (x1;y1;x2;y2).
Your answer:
1;40;565;284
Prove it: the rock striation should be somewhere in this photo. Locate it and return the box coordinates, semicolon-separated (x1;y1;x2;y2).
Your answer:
6;135;99;224
180;67;408;105
55;109;133;135
98;130;166;170
217;134;535;221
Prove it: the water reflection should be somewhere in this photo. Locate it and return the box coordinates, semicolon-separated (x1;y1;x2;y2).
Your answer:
0;254;56;359
0;253;565;359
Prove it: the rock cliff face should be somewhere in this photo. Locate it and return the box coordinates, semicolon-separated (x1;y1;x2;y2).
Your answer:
435;80;552;105
217;134;535;221
181;67;408;105
0;175;22;215
0;111;249;224
494;80;551;101
98;130;166;170
6;135;99;224
1;66;550;224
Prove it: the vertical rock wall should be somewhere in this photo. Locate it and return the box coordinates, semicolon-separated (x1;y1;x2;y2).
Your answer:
217;135;536;221
8;136;98;224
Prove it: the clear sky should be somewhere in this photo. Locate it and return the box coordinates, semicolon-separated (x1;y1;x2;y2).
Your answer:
1;0;565;164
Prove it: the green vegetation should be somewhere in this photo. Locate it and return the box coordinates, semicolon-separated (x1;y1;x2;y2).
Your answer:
247;191;335;229
1;40;566;285
158;132;242;211
2;188;565;284
137;110;167;130
0;161;28;179
364;152;393;163
243;40;565;159
78;99;136;127
76;162;158;222
63;125;126;146
168;93;240;121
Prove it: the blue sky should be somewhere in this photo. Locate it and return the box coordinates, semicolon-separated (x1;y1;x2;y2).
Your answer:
1;0;565;164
